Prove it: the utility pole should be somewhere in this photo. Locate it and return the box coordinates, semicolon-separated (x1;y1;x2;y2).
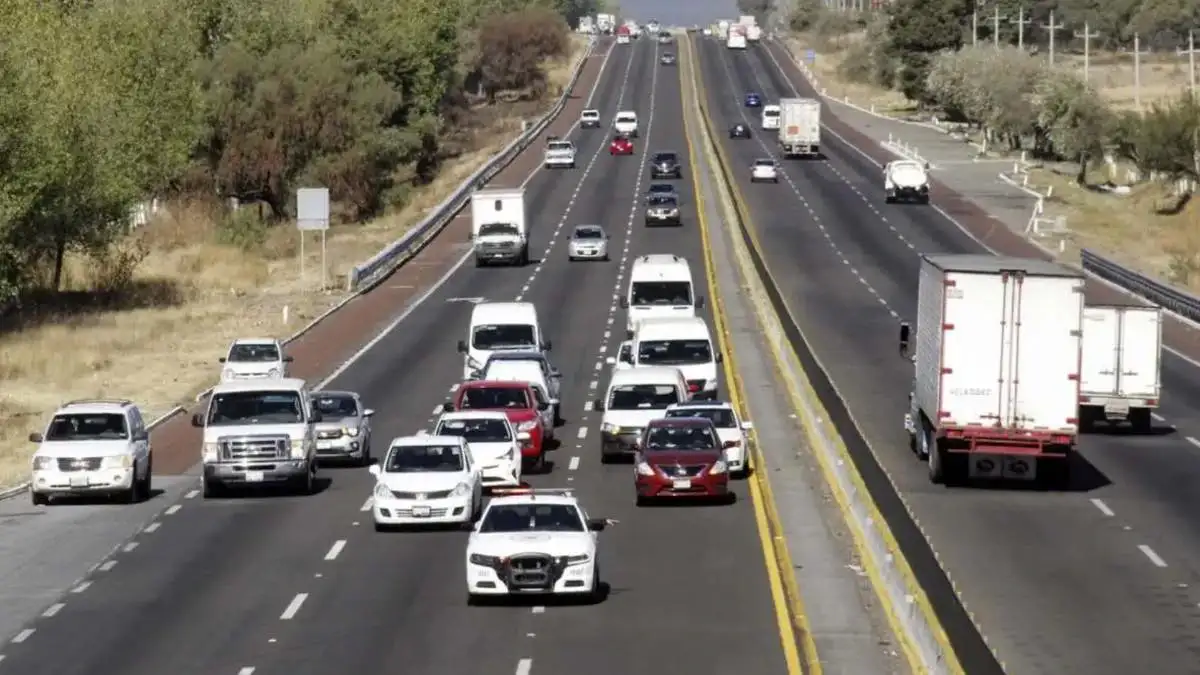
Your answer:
1179;30;1197;93
993;5;1004;50
971;8;979;47
1129;33;1151;111
1074;23;1101;82
1039;12;1063;65
1009;7;1032;50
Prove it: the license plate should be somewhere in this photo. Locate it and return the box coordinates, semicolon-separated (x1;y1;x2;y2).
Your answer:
245;471;264;483
411;505;431;517
1104;402;1130;416
316;440;334;449
69;475;89;487
672;479;691;490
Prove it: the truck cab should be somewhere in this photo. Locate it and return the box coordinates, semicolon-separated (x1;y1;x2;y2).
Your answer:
470;187;529;266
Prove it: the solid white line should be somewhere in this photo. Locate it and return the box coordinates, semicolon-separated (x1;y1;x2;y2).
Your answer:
1090;498;1114;517
515;658;533;675
71;581;91;594
360;498;373;512
1152;412;1166;421
143;522;161;533
568;456;581;471
280;593;308;620
1138;544;1168;567
577;427;588;439
10;629;33;644
98;560;117;572
325;540;347;561
165;504;182;515
238;668;256;675
41;603;64;618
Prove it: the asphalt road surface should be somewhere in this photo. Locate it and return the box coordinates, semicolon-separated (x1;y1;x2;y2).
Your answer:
0;38;795;675
696;35;1200;675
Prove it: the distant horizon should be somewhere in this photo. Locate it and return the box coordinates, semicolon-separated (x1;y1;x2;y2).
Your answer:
617;0;743;28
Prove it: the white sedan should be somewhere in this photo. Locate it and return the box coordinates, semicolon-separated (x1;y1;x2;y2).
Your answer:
664;401;754;477
369;435;483;530
432;411;524;490
750;158;779;183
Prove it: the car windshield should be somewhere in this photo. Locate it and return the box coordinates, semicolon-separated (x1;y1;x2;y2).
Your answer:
478;223;519;237
666;407;736;428
648;184;674;194
228;343;279;362
207;391;305;425
764;109;779;116
479;503;584;533
436;417;512;442
637;339;712;365
574;227;604;239
312;394;358;421
472;324;536;350
548;142;572;151
460;387;530;410
755;160;775;167
607;384;679;410
644;424;718;450
46;413;128;441
616;115;636;123
648;196;677;207
631;281;692;305
582;110;599;118
385;444;464;473
653;154;677;163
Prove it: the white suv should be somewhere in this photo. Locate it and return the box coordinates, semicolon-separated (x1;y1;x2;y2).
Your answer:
220;337;292;382
580;109;601;129
543;139;576;168
613;111;638;137
29;399;153;505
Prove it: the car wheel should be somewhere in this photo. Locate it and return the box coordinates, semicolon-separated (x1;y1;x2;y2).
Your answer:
296;464;315;495
568;255;576;262
202;478;223;499
359;445;372;467
635;495;649;507
31;490;49;506
374;521;390;533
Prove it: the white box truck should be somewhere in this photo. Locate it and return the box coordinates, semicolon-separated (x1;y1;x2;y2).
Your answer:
727;28;746;49
900;255;1084;486
747;25;763;41
597;13;615;34
470;187;529;267
1078;304;1162;432
778;98;820;158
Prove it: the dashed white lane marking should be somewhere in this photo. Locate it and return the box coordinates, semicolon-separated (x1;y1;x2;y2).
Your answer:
185;489;199;499
1138;544;1168;567
516;658;533;675
11;629;33;644
531;606;545;614
1090;498;1115;517
237;668;256;675
41;603;64;618
165;504;182;515
1187;436;1200;449
588;380;598;390
143;522;161;534
583;400;593;411
280;593;308;620
711;42;902;321
324;540;347;561
71;581;91;594
122;542;138;553
360;498;373;512
98;560;117;572
1152;412;1166;422
577;427;588;440
569;456;581;471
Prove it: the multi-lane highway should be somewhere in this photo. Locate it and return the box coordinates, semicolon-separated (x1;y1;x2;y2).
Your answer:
0;37;804;675
695;33;1200;674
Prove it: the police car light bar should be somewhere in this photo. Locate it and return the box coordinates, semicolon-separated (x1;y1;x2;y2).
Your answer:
490;487;575;498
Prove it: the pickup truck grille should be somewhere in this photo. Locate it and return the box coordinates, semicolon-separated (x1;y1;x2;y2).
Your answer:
220;436;289;461
57;457;102;472
480;241;516;251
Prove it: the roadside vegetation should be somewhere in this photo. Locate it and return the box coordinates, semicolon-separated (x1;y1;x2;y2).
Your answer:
0;0;596;486
776;0;1200;291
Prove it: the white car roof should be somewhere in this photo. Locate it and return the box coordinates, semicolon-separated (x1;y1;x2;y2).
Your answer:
888;160;924;170
471;302;537;324
438;410;511;421
55;399;135;416
231;337;280;346
608;366;684;387
634;316;711;340
615;111;637;118
389;435;465;448
211;377;307;394
487;493;580;507
667;400;734;411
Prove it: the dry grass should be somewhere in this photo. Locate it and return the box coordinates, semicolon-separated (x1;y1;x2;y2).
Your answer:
0;35;589;488
784;32;918;115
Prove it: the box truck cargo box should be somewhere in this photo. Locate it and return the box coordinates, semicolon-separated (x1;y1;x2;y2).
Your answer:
1079;304;1161;431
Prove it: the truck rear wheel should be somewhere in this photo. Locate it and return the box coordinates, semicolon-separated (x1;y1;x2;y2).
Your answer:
928;446;945;484
1128;408;1153;433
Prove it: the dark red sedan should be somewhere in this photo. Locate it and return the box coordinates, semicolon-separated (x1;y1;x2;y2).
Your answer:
633;418;732;505
609;134;634;155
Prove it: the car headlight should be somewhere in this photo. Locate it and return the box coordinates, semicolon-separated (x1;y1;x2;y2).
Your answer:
289;439;307;460
268;368;280;378
32;456;54;471
668;209;678;216
469;553;501;566
374;483;392;499
708;460;728;475
517;420;537;432
636;462;656;476
202;442;220;463
344;427;360;437
101;455;133;469
562;554;591;565
601;422;620;434
451;482;470;497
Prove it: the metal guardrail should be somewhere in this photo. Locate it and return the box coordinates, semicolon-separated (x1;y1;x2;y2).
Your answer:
1081;249;1200;323
347;36;598;291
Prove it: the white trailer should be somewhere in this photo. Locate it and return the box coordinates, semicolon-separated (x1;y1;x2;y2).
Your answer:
1079;304;1162;432
901;255;1084;486
778;98;820;158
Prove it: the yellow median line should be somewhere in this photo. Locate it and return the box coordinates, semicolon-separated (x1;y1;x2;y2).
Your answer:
678;35;819;675
684;33;968;675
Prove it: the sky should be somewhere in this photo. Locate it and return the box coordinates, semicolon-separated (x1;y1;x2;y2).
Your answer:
617;0;744;28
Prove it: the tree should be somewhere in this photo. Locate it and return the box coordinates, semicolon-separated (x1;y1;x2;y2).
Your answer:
477;9;569;101
886;0;971;101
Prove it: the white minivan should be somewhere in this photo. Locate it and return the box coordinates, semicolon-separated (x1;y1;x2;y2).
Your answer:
608;317;720;399
620;254;704;337
594;366;689;463
458;302;550;379
761;104;781;130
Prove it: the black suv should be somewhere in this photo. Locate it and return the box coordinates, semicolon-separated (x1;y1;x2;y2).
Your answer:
650;152;682;179
729;123;751;139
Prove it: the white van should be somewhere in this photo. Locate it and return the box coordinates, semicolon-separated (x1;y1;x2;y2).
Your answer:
458;303;550;379
608;317;720;399
761;104;781;130
620;254;703;336
595;366;689;463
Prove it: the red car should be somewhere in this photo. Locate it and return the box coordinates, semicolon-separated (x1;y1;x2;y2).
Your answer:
609;134;634;155
633;418;733;505
442;380;549;471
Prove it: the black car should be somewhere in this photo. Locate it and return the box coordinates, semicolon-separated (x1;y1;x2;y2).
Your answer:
644;195;681;225
729;123;751;139
646;182;679;204
650;151;682;179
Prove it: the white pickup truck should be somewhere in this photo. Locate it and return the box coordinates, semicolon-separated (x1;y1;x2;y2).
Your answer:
884;160;930;203
543;138;576;169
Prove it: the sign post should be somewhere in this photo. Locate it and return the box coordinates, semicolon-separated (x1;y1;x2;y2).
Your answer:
296;188;330;290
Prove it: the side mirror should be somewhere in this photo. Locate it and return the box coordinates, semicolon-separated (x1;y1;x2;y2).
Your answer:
741;421;754;430
190;413;204;428
363;409;376;417
587;518;607;532
542;340;553;351
550;369;562;378
310;411;324;423
28;432;43;443
473;520;483;532
368;464;381;477
898;322;911;358
218;357;227;363
283;355;294;363
715;353;724;363
593;399;606;411
619;298;629;309
517;431;531;441
457;340;468;353
133;431;149;442
538;402;549;411
468;370;481;379
605;356;617;365
696;296;706;308
550;398;560;406
442;401;455;412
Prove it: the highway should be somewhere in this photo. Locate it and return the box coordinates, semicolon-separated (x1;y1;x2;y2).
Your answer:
0;37;794;675
695;33;1200;674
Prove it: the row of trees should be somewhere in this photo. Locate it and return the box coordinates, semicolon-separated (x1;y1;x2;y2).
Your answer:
0;0;592;301
788;0;1199;188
